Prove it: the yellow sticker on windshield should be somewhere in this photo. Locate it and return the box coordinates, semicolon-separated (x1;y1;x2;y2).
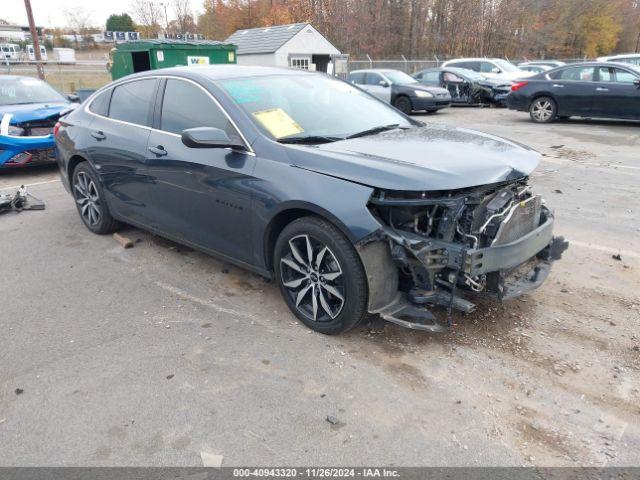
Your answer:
252;108;304;139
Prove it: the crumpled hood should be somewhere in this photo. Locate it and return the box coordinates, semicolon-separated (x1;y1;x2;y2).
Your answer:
288;124;540;191
0;102;71;125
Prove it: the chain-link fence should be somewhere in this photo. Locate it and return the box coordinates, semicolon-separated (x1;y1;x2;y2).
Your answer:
347;56;592;74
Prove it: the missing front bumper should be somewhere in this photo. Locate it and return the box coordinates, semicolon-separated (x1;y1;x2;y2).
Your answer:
357;217;568;331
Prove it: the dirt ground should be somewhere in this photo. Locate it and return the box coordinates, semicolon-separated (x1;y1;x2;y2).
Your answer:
0;107;638;466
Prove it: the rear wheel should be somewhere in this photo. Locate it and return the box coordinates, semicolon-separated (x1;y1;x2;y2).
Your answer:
529;96;557;123
274;216;368;335
393;96;413;115
72;162;119;234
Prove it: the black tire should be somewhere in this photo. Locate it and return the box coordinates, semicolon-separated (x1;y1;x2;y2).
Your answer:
529;96;557;123
72;162;119;234
274;216;368;335
393;95;413;115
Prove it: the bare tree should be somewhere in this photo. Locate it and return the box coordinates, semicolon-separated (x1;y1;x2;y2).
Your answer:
63;6;93;46
131;0;163;37
173;0;194;33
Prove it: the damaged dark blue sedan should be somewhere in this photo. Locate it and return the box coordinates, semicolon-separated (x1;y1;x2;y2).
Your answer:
55;66;568;334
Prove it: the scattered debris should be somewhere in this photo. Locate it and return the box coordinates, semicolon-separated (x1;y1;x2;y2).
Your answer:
221;267;230;274
553;189;563;194
611;253;622;261
14;388;23;395
550;145;564;149
113;232;134;249
326;415;340;425
166;374;174;380
0;418;6;425
200;451;223;468
0;186;45;214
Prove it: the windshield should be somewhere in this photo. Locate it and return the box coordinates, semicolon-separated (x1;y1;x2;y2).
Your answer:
382;70;418;85
220;74;412;140
493;59;520;73
0;77;67;106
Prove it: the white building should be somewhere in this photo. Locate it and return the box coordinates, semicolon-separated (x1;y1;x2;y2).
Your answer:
226;23;342;73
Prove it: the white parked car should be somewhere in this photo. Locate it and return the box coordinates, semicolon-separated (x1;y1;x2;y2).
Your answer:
26;45;47;61
441;58;534;81
596;53;640;66
0;43;20;61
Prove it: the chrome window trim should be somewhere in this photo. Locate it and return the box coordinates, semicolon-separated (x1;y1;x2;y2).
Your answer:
83;75;255;155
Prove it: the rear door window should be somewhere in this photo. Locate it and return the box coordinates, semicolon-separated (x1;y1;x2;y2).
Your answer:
160;78;234;136
109;79;157;126
552;67;595;81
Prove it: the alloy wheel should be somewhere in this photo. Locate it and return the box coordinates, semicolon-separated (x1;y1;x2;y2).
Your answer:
74;171;102;227
280;234;345;322
531;99;554;122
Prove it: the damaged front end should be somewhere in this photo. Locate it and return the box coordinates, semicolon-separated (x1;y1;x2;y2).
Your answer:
0;112;64;168
357;180;568;331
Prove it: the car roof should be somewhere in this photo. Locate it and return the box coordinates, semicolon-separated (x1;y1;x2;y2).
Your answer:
123;65;311;82
444;58;503;62
349;69;402;74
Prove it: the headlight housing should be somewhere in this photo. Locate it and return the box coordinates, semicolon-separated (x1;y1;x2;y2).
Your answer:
8;125;25;136
414;90;434;98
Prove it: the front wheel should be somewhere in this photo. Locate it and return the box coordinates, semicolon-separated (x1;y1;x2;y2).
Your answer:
274;217;368;335
393;96;413;115
529;96;557;123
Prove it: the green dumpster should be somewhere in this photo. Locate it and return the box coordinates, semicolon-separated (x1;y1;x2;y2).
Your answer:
109;39;237;80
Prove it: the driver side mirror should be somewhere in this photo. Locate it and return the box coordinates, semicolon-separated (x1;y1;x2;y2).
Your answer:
635;79;640;88
491;67;501;74
379;80;390;88
66;94;80;103
181;127;246;151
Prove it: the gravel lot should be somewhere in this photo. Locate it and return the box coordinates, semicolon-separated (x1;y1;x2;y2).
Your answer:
1;107;639;466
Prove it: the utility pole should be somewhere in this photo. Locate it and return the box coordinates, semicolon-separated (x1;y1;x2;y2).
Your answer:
24;0;45;80
479;0;485;57
160;2;169;29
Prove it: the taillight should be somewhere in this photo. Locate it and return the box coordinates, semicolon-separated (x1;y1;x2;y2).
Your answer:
511;81;529;92
53;122;61;136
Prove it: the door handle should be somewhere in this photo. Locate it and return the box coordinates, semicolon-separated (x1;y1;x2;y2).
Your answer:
552;84;564;88
90;130;106;141
596;87;609;92
148;145;168;157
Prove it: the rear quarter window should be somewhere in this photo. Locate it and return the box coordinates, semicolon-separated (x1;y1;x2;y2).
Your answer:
88;89;111;116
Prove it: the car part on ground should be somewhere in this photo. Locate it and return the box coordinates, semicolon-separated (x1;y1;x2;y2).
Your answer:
0;185;45;213
55;66;567;334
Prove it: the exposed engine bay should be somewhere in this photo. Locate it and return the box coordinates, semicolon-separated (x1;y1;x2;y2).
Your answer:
359;180;568;331
444;79;511;106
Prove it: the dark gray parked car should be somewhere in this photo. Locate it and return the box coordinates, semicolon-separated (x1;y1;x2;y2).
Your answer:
349;69;451;114
55;66;567;334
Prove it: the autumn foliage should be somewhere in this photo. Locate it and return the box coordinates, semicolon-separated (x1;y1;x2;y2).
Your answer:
196;0;640;59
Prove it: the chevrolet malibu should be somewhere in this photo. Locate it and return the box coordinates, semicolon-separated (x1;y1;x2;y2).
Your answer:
55;66;568;334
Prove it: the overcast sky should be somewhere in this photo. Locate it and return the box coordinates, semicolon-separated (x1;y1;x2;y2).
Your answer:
3;0;203;29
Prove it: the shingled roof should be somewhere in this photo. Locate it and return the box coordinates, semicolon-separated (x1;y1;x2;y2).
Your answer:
226;23;309;55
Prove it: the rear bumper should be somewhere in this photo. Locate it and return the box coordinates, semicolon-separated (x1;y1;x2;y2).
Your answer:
507;93;529;111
